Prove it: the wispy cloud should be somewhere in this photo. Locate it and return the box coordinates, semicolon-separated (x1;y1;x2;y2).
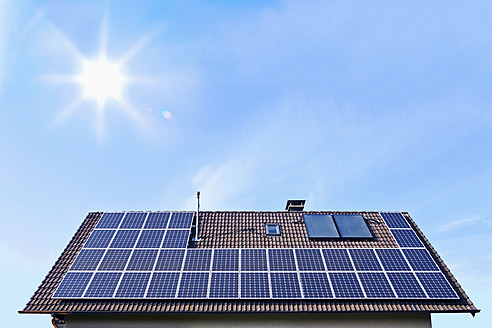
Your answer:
439;215;492;232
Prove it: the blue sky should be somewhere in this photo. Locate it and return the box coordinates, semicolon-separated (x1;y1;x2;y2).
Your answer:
1;0;491;326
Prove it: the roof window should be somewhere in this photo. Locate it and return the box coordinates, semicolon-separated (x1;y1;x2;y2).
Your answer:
265;223;281;236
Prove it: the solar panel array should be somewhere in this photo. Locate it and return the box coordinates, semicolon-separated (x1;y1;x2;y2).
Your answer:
52;211;458;301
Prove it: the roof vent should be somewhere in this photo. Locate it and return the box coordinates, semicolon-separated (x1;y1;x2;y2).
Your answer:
285;199;305;211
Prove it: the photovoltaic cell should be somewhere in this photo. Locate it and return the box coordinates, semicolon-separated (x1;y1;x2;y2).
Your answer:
349;249;382;271
212;249;239;271
322;249;354;271
241;249;267;271
53;272;93;298
119;212;147;229
97;249;132;271
299;272;333;298
375;249;410;271
136;230;165;248
177;272;209;298
146;272;179;298
416;272;458;299
183;249;212;271
70;249;105;271
271;272;302;298
380;212;410;228
358;273;395;298
240;273;269;298
209;272;239;298
402;249;439;271
392;229;424;248
268;249;296;271
387;272;426;298
154;249;185;271
126;249;158;271
109;230;140;248
96;212;124;229
329;272;364;298
167;212;194;229
295;249;325;271
161;230;189;248
115;272;151;298
144;212;170;229
84;230;115;248
84;272;121;298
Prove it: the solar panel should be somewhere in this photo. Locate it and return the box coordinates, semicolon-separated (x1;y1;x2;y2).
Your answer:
333;215;372;238
161;230;189;248
119;212;147;229
53;272;93;298
168;212;194;229
114;272;151;298
387;272;426;298
109;230;140;248
270;273;302;298
146;272;180;298
299;272;333;298
84;272;121;298
136;230;165;248
177;272;209;298
295;249;325;271
154;249;185;271
375;249;410;271
240;272;269;298
209;272;239;298
349;249;382;271
96;212;124;229
329;272;364;298
402;249;439;271
380;212;410;228
358;273;395;298
126;249;158;271
322;249;354;271
212;249;239;271
84;230;115;248
183;249;212;271
144;212;170;229
70;249;105;271
97;249;132;271
303;214;339;238
268;249;296;271
241;249;267;271
416;272;458;299
391;229;424;247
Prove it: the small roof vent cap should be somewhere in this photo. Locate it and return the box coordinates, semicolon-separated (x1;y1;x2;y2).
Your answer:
285;199;305;211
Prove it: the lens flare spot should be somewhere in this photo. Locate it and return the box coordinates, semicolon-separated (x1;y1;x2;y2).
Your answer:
161;109;172;120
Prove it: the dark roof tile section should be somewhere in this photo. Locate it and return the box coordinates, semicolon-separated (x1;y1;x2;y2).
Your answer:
20;211;479;315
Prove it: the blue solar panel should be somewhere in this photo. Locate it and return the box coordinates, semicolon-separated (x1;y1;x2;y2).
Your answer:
84;272;121;298
183;249;212;271
109;230;140;248
154;249;185;271
241;249;267;271
119;212;147;229
96;212;124;229
168;212;194;229
240;272;270;298
416;272;458;299
212;249;239;271
136;230;165;248
70;249;105;271
97;249;132;271
392;229;424;247
299;272;333;298
358;273;395;298
84;230;115;248
333;215;372;238
329;272;364;298
349;249;382;271
53;272;93;298
161;230;189;248
144;212;170;229
380;212;410;228
402;249;439;271
295;249;325;271
177;272;209;298
270;273;302;298
209;272;239;298
387;272;426;298
268;249;296;271
375;249;410;271
115;272;151;298
322;249;354;271
146;272;180;298
126;250;158;271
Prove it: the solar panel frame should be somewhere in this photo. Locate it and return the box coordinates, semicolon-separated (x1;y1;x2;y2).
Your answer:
52;272;94;298
416;272;459;299
83;229;116;248
114;272;151;298
268;249;297;271
143;212;170;229
333;215;373;238
183;249;212;271
135;230;165;248
270;272;302;298
212;249;239;271
322;249;354;271
125;249;159;271
391;229;424;248
299;272;333;298
97;249;132;271
154;249;186;271
161;230;190;248
83;272;122;298
240;272;270;299
95;212;125;229
295;249;325;271
146;272;180;298
402;248;440;271
167;212;194;229
387;272;427;298
209;272;239;298
329;272;365;298
241;249;267;271
375;249;411;271
380;212;411;228
70;249;105;271
303;214;340;238
109;230;141;249
119;212;147;229
177;272;209;298
349;249;382;271
357;272;396;298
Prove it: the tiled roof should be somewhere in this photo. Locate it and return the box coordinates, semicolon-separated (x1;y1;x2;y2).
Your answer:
20;211;479;314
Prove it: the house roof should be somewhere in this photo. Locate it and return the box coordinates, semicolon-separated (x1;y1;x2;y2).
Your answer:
20;210;479;315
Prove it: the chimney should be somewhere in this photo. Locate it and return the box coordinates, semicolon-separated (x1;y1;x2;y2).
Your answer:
285;199;305;211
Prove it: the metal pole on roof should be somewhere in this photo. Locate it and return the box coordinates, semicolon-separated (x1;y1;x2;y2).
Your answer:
194;191;201;241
